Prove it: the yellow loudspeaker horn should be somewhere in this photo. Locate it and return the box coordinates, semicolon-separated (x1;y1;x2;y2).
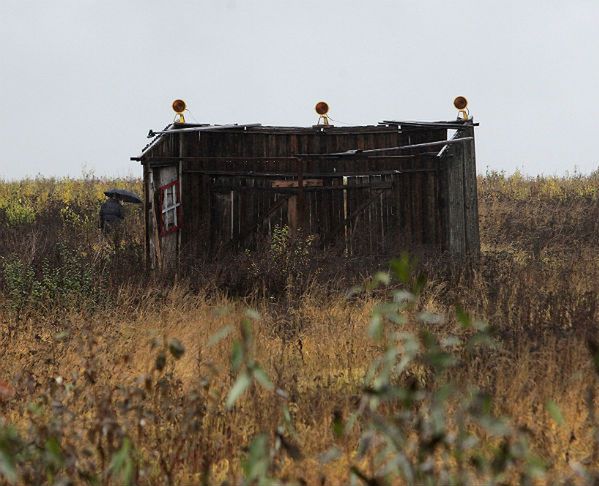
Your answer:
172;99;186;123
315;101;330;125
453;96;470;120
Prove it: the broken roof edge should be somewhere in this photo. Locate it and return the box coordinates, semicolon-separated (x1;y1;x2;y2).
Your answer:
132;119;478;162
135;123;174;160
133;123;264;160
147;123;263;137
380;119;479;128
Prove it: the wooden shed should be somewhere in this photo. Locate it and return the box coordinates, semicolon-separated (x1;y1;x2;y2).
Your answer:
132;118;480;269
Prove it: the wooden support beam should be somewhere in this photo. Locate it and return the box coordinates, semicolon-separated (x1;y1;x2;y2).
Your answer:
139;156;301;162
136;153;440;163
272;179;323;188
296;137;474;158
182;169;435;178
210;183;393;193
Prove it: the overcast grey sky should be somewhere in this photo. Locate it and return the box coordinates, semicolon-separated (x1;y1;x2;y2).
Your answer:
1;0;598;179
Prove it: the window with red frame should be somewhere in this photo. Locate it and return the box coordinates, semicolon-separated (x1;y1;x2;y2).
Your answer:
159;180;182;235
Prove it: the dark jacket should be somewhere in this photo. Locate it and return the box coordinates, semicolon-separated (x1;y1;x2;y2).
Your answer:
100;198;123;228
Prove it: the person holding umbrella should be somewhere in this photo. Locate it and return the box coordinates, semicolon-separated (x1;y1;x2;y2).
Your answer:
99;194;124;232
100;189;142;241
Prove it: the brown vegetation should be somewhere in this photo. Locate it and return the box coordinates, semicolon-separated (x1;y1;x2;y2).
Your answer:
0;171;598;484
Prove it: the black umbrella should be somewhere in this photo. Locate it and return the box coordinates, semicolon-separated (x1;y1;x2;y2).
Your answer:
104;189;142;204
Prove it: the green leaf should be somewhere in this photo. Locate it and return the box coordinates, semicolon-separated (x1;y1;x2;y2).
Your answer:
466;329;496;350
108;437;134;486
240;319;253;345
252;365;274;391
356;434;373;458
283;405;292;424
424;350;457;370
440;336;461;348
472;319;489;331
392;289;415;304
331;410;344;438
167;338;185;360
469;391;493;417
231;341;244;372
0;426;19;485
413;272;427;295
207;324;234;347
27;400;44;416
368;314;384;340
526;455;547;478
390;253;411;284
345;285;364;299
417;312;444;324
478;416;511;437
242;434;270;480
44;436;64;470
245;309;261;321
318;446;342;465
53;331;70;341
545;400;565;426
213;305;234;317
373;271;391;286
281;405;298;438
226;371;251;409
456;305;472;328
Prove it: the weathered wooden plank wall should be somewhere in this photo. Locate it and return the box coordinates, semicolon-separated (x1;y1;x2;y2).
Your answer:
141;124;480;263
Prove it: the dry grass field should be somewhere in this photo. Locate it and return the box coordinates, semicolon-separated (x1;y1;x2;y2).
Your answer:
1;171;598;484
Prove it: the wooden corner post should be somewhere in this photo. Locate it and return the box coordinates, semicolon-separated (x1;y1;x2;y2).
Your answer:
459;125;480;257
442;123;480;258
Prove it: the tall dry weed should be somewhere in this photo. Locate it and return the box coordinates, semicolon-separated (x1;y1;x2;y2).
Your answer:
0;173;598;483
